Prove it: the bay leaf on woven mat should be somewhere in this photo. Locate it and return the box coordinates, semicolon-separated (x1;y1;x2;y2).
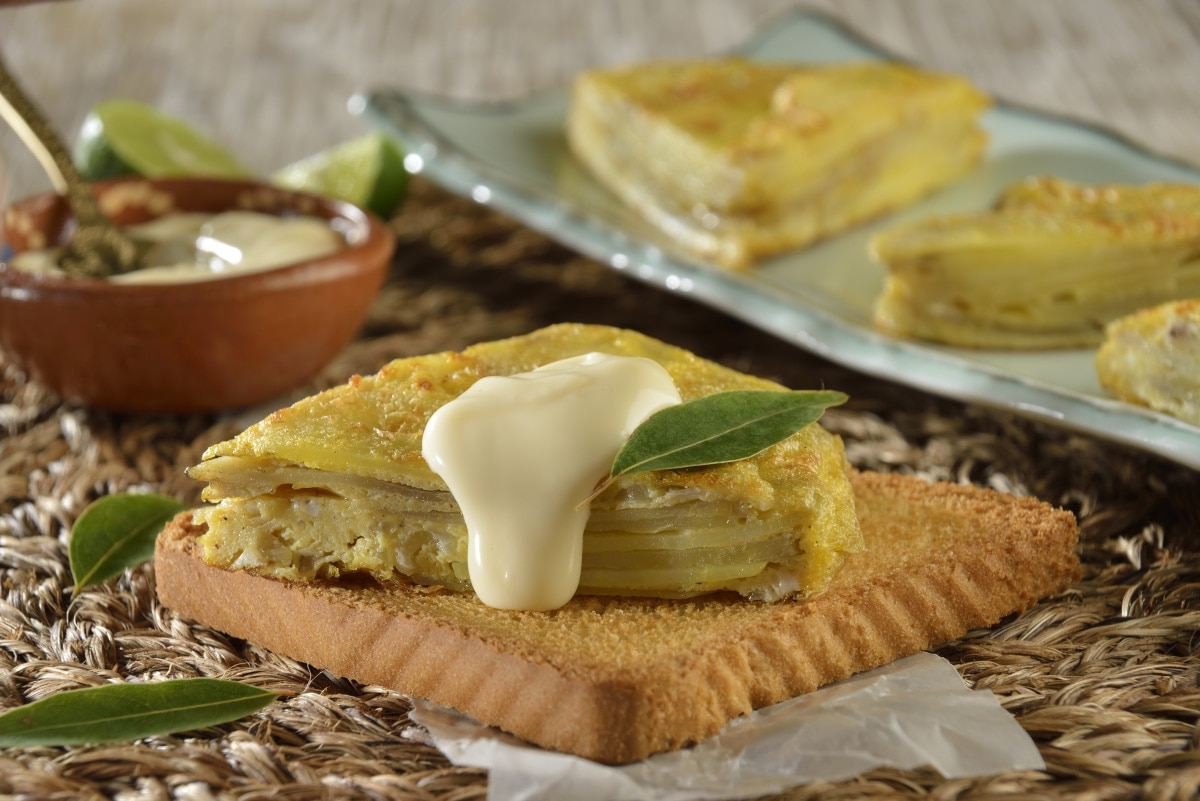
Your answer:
0;679;277;746
69;493;190;591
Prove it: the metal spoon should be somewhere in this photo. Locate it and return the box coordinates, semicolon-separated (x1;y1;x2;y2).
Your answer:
0;53;155;278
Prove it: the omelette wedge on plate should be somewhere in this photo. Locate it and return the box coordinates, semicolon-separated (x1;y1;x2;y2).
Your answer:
872;177;1200;348
567;59;990;270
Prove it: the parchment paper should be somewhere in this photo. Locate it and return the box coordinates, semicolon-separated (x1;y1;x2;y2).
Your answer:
406;652;1044;801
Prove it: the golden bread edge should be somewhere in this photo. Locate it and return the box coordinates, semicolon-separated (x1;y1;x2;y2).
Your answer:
155;470;1080;764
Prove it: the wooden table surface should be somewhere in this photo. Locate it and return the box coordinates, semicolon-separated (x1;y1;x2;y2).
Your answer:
2;0;1199;199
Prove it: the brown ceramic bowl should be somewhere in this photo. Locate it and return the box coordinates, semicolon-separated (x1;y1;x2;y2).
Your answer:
0;177;394;413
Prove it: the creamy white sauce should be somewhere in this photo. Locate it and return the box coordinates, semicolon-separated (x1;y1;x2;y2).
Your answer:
9;211;344;284
421;352;681;611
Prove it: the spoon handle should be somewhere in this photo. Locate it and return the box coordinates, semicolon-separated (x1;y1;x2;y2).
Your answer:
0;53;110;228
0;52;153;277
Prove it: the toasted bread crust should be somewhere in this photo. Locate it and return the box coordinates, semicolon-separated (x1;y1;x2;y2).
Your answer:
155;470;1079;764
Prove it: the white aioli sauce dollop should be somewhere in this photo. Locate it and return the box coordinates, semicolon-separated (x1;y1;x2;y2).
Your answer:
10;211;344;284
421;352;682;611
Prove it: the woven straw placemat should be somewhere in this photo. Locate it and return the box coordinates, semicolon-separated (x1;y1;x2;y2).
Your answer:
2;178;1200;800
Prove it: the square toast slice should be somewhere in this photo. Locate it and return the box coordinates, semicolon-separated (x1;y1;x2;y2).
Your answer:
156;469;1079;764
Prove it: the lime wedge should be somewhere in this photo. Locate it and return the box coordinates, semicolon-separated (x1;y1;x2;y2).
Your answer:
74;99;252;181
271;133;409;219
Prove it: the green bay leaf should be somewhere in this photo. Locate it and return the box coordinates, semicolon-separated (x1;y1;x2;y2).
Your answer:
581;389;846;506
69;493;190;591
0;678;277;747
612;388;847;478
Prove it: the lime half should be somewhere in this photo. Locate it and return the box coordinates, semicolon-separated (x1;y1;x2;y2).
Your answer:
271;133;409;219
74;99;252;181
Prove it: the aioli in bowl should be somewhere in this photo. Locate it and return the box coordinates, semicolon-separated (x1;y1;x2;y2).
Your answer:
8;210;346;284
0;177;394;413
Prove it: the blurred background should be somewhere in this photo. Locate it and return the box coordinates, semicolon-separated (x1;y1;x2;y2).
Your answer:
2;0;1199;202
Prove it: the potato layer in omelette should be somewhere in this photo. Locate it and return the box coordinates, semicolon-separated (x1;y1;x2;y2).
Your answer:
189;324;862;602
567;59;990;270
872;177;1200;348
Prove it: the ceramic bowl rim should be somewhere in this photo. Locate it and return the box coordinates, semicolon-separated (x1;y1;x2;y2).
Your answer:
0;176;395;301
